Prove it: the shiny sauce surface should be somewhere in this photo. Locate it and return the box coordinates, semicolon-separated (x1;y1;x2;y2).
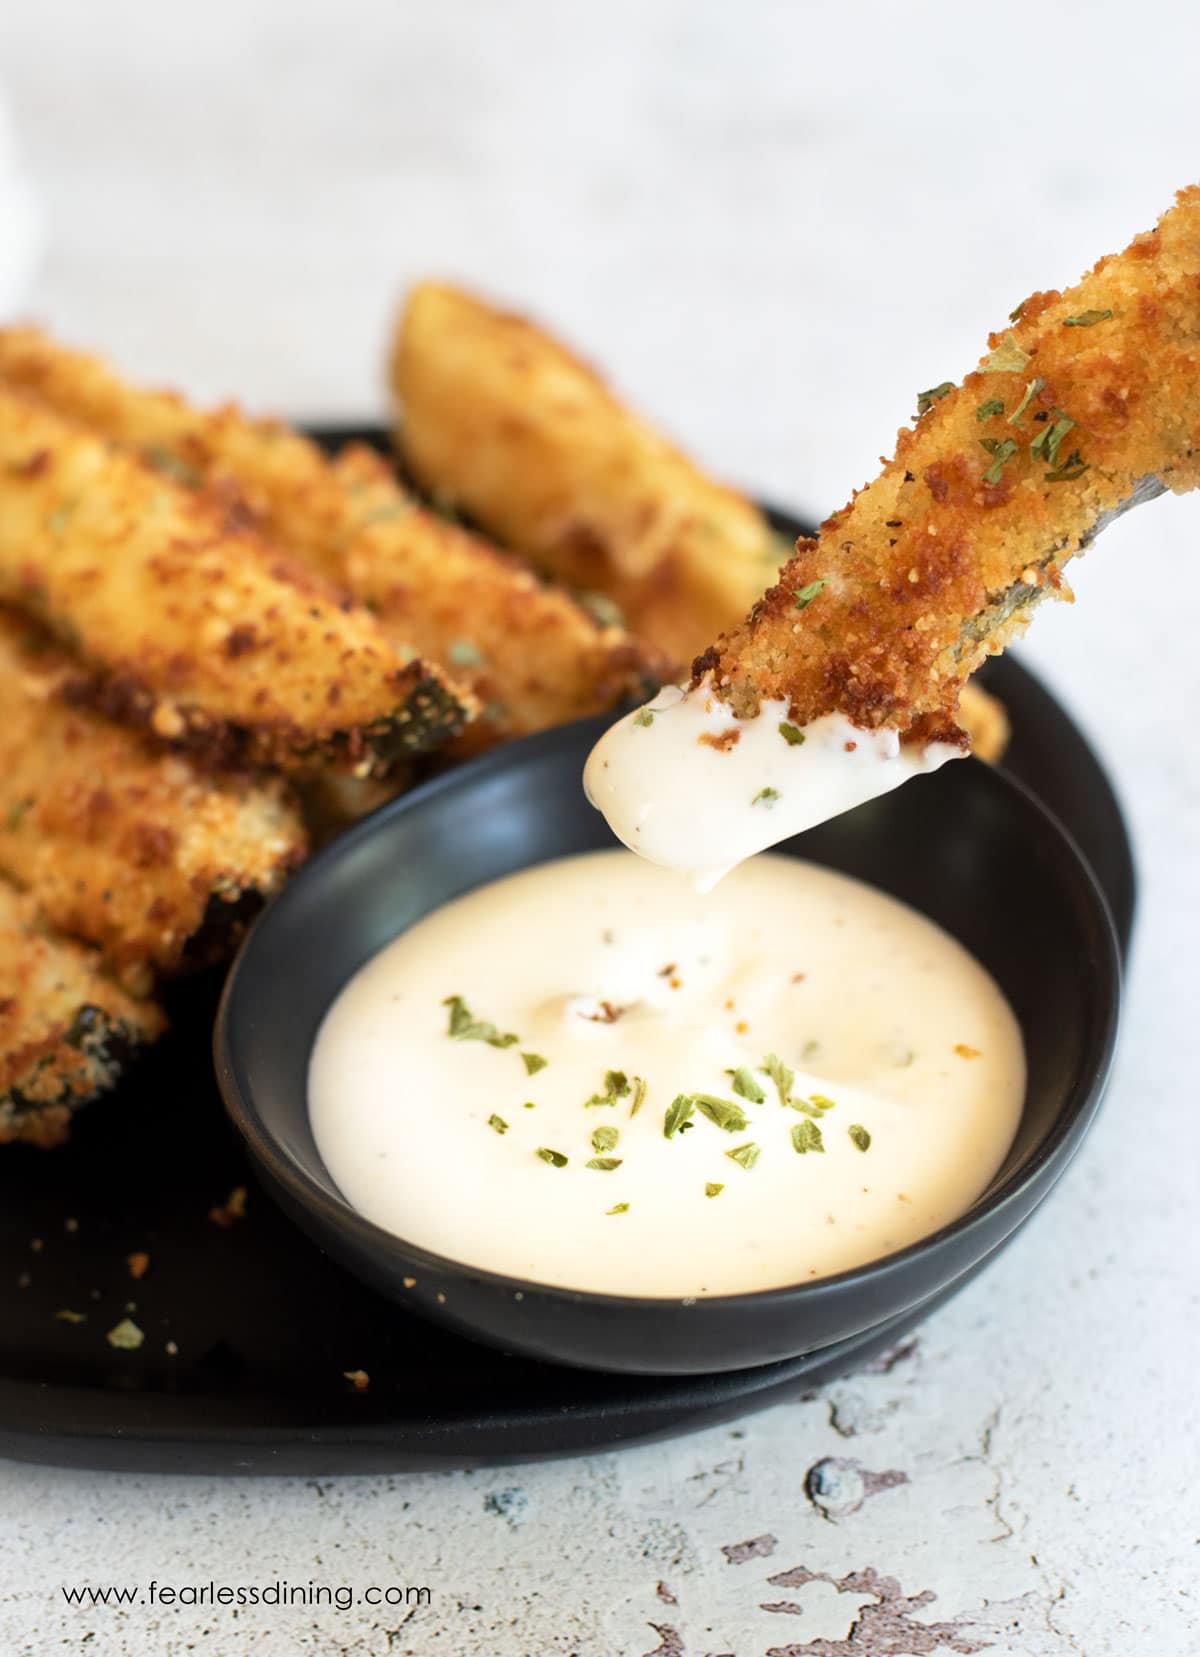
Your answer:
309;850;1024;1298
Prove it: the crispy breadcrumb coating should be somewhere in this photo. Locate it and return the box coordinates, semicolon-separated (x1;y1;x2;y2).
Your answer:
691;186;1200;741
0;387;472;772
0;881;164;1147
323;444;665;754
0;610;307;990
0;333;665;749
391;281;791;663
387;281;1009;764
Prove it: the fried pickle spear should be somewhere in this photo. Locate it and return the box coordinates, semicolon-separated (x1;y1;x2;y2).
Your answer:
0;334;665;751
691;186;1200;743
0;882;164;1147
390;281;790;662
0;611;307;991
0;388;472;773
387;281;1008;764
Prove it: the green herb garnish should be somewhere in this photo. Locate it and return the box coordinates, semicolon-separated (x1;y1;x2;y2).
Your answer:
791;1119;825;1154
726;1066;766;1104
633;708;655;727
584;1069;631;1108
705;1183;724;1198
1042;416;1075;467
778;722;806;746
975;397;1004;422
105;1317;144;1350
521;1051;548;1076
487;1114;509;1134
692;1095;750;1133
1009;299;1026;322
447;639;485;667
848;1124;872;1152
1063;309;1112;327
801;1039;820;1060
591;1125;619;1154
751;787;780;808
664;1095;695;1139
979;437;1018;484
606;1202;630;1215
145;446;203;486
1045;450;1090;482
760;1053;794;1107
579;590;626;629
586;1157;623;1171
725;1142;760;1171
792;579;827;610
535;1147;568;1167
916;382;954;416
523;1101;536;1109
360;502;409;526
442;995;519;1048
1031;415;1074;467
981;334;1031;374
5;799;30;832
1007;377;1044;424
629;1076;647;1117
788;1092;834;1119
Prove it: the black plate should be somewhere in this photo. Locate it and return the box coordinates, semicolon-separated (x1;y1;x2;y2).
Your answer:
217;716;1119;1376
0;440;1135;1473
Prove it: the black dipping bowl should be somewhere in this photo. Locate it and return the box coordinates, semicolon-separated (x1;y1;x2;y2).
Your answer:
215;716;1120;1376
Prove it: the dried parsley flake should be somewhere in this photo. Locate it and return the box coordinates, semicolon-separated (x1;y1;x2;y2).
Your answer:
442;995;519;1049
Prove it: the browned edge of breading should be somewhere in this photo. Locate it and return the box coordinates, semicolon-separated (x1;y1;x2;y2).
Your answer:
0;333;666;750
0;384;475;773
0;882;165;1147
689;186;1200;745
0;608;309;988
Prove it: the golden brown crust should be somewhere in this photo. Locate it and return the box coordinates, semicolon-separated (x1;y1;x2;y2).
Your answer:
958;682;1010;766
0;610;308;988
391;281;790;663
0;331;665;748
388;281;1009;762
690;187;1200;737
0;882;164;1147
0;386;472;772
325;445;665;753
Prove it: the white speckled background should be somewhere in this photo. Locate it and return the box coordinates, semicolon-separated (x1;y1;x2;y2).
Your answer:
1;3;1199;1652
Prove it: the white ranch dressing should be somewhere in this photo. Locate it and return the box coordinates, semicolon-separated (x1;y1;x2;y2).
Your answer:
309;850;1023;1299
584;683;964;889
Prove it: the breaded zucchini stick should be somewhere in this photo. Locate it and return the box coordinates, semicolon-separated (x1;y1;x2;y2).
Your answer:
387;281;1008;764
693;187;1200;742
0;611;307;991
0;334;665;749
0;882;163;1147
390;281;790;661
324;444;664;753
0;388;471;773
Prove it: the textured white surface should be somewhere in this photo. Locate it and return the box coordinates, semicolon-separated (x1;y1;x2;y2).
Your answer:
0;94;41;315
2;3;1199;1653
